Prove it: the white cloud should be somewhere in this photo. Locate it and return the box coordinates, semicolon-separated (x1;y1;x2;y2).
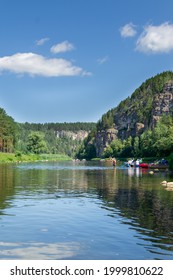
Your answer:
97;56;109;65
36;37;49;46
120;23;137;38
0;52;91;77
50;40;75;54
136;22;173;54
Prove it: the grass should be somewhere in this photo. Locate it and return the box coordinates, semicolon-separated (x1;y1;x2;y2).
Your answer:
0;152;72;163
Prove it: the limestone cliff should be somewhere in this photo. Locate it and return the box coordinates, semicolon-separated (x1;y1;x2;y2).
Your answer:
56;130;89;141
151;82;173;127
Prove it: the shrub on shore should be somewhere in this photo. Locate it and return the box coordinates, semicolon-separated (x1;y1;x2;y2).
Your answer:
0;152;71;163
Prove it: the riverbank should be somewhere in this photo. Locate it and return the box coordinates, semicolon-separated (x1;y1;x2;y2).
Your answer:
0;152;71;163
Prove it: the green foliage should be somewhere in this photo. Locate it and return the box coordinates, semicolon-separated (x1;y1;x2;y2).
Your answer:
0;107;17;152
152;116;173;157
26;132;48;154
0;152;71;163
103;139;124;157
20;122;96;132
141;115;173;158
97;109;115;130
121;136;133;157
84;144;96;160
103;145;113;158
55;136;82;158
97;114;173;160
15;121;96;158
140;130;156;157
76;133;96;160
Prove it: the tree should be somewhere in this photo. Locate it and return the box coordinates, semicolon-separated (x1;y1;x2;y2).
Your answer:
0;108;17;152
26;132;48;154
121;136;133;157
140;129;156;157
152;116;173;157
133;136;140;157
103;145;113;158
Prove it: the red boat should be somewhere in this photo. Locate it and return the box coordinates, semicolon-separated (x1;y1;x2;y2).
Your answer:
139;163;168;169
139;163;149;169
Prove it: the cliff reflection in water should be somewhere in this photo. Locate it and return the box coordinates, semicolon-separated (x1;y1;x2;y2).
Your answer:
89;164;173;257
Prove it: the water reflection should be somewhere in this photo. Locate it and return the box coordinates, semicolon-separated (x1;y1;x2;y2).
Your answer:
127;167;141;177
90;165;173;258
0;241;81;259
0;161;173;259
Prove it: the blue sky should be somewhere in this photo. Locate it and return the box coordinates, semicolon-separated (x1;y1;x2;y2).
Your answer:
0;0;173;123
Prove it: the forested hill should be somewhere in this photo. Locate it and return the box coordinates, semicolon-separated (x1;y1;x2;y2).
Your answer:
16;122;96;157
97;71;173;133
0;108;96;157
78;71;173;159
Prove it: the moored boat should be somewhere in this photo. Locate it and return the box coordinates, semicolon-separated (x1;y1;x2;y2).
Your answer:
148;159;168;169
148;163;168;169
139;163;149;168
139;163;168;169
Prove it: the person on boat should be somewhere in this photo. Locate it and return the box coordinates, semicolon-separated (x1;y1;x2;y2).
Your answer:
161;158;168;165
135;159;139;167
128;159;134;167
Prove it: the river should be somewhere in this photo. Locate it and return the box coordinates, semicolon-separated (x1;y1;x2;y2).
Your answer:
0;160;173;260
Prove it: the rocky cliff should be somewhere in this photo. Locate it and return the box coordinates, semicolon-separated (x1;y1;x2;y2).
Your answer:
56;130;89;141
151;82;173;127
94;71;173;157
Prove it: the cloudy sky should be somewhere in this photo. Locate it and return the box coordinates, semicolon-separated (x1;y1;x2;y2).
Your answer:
0;0;173;123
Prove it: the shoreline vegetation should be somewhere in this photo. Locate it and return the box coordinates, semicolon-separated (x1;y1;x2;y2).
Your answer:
0;152;72;163
0;152;171;171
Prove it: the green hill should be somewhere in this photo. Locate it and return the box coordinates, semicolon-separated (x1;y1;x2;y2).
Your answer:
79;71;173;159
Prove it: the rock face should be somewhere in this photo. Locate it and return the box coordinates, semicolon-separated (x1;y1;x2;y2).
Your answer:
94;128;118;157
94;76;173;157
151;82;173;128
56;130;89;141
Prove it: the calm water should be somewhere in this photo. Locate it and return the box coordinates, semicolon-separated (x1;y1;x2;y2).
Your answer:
0;160;173;260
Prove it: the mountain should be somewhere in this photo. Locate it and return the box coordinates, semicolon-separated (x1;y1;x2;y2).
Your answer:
83;71;173;158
